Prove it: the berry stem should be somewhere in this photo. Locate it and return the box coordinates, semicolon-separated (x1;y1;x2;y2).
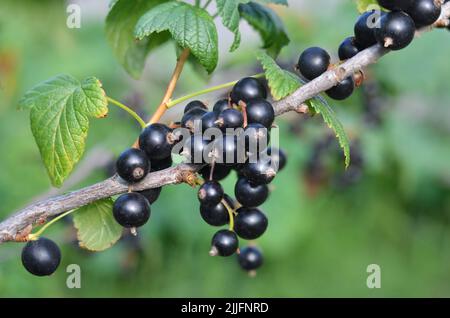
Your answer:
27;209;76;241
166;73;265;110
221;199;235;231
107;97;146;129
148;48;191;125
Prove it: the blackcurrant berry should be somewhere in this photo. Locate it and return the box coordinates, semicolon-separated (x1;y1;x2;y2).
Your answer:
139;187;162;204
234;207;268;240
200;164;232;181
113;192;151;228
201;111;219;132
213;99;230;114
21;237;61;276
406;0;441;27
181;135;212;164
139;123;174;160
244;123;270;155
235;178;269;207
212;135;244;166
374;11;415;50
200;202;229;226
230;77;267;105
297;47;331;80
151;155;173;172
217;108;244;130
238;246;263;271
377;0;413;10
241;159;277;185
184;100;207;114
326;76;355;100
246;98;275;129
181;107;208;132
210;230;239;257
338;37;360;60
198;180;224;206
354;11;380;49
267;147;287;172
116;148;150;183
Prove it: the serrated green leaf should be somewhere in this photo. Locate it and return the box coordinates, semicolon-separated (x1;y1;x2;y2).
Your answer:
216;0;242;52
73;198;123;252
135;1;218;74
106;0;170;79
256;51;300;100
355;0;379;12
238;1;289;57
307;97;351;167
18;74;108;187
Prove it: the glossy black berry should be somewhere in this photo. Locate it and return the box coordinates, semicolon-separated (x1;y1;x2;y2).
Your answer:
201;111;219;132
234;207;268;240
198;180;224;206
238;246;263;271
406;0;441;27
326;76;355;100
241;159;277;185
200;202;229;226
21;237;61;276
377;0;413;10
213;135;244;166
297;47;331;80
210;230;239;257
375;11;415;50
267;147;287;172
184;100;207;114
139;187;162;204
116;148;150;183
230;77;267;105
181;135;212;164
354;11;380;49
244;123;270;155
181;107;208;132
213;99;230;114
200;164;232;181
217;108;244;130
235;178;269;207
139;123;174;160
113;192;151;228
338;37;360;60
151;155;172;172
246;98;275;129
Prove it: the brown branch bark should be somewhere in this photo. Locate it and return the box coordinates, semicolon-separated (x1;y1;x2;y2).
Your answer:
0;4;449;243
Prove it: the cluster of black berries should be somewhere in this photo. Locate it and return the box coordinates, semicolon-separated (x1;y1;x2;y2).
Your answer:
296;0;443;101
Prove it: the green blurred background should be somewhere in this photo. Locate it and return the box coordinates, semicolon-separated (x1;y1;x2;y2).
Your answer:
0;0;449;297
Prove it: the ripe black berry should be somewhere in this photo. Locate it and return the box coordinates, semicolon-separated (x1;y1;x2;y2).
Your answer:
116;148;150;183
213;135;244;166
139;187;162;204
184;100;207;114
181;107;208;131
235;178;269;207
244;123;270;155
234;207;268;240
198;180;224;206
267;147;287;172
338;37;360;60
374;11;415;50
21;237;61;276
113;192;151;228
406;0;441;27
230;77;267;105
297;47;331;80
210;230;239;256
201;111;219;132
200;164;232;181
213;99;230;114
246;99;275;129
238;246;263;271
200;202;229;226
241;159;277;185
326;76;355;100
217;108;244;130
377;0;413;10
354;11;380;49
181;135;212;164
139;123;174;160
151;155;173;172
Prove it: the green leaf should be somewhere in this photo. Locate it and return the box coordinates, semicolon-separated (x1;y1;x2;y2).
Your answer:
18;74;108;187
355;0;379;12
238;1;289;57
73;198;123;252
307;96;351;167
135;1;218;73
256;51;300;100
216;0;242;52
106;0;170;79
